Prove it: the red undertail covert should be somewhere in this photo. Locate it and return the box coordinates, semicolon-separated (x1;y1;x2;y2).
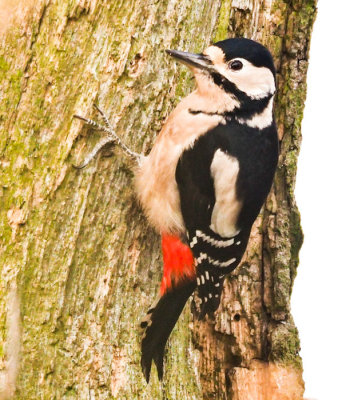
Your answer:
160;234;195;294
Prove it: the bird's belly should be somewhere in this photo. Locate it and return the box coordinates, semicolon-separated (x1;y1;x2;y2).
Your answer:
134;141;186;234
135;106;225;234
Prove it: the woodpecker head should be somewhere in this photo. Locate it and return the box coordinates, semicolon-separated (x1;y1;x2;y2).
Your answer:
166;38;276;116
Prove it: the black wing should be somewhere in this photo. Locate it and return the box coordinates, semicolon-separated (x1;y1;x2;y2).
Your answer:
176;125;250;318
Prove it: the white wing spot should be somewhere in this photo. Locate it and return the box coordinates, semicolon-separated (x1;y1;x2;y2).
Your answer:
190;236;198;248
201;275;205;285
196;230;235;248
208;256;236;268
205;271;210;280
208;293;212;298
197;277;201;286
196;253;208;265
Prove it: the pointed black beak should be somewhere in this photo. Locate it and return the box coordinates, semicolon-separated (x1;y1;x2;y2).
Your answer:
165;49;213;71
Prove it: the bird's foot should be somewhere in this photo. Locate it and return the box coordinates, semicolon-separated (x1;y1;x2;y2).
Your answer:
73;104;142;169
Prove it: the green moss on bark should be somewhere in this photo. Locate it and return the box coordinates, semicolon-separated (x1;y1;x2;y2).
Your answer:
269;322;302;369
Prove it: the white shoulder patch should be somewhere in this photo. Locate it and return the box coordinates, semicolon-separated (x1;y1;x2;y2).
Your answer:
210;149;242;238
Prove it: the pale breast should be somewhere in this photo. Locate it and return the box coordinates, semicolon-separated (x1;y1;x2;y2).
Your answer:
134;93;225;234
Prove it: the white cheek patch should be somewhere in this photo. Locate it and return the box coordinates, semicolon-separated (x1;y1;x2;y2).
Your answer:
215;58;275;99
210;149;242;238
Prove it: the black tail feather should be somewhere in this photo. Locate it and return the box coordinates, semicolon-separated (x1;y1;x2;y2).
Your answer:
195;267;227;319
140;279;196;382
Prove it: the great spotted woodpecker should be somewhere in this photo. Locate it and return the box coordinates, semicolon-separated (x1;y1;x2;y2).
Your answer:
74;38;278;382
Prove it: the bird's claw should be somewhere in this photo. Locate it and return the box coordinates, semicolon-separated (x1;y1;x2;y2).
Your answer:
73;104;142;168
72;135;116;169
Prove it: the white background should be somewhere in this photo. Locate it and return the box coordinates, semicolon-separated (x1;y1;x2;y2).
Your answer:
292;1;338;399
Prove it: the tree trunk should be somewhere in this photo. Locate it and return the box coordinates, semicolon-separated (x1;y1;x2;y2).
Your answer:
0;0;317;399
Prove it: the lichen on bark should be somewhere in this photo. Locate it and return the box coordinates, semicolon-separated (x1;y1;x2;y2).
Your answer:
0;0;317;399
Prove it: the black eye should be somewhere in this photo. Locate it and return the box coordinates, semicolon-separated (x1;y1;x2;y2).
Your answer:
229;60;243;71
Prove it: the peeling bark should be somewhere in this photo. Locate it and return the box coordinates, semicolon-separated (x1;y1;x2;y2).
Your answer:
0;0;317;399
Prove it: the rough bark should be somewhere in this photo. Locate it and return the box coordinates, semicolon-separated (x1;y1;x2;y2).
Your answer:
0;0;317;399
